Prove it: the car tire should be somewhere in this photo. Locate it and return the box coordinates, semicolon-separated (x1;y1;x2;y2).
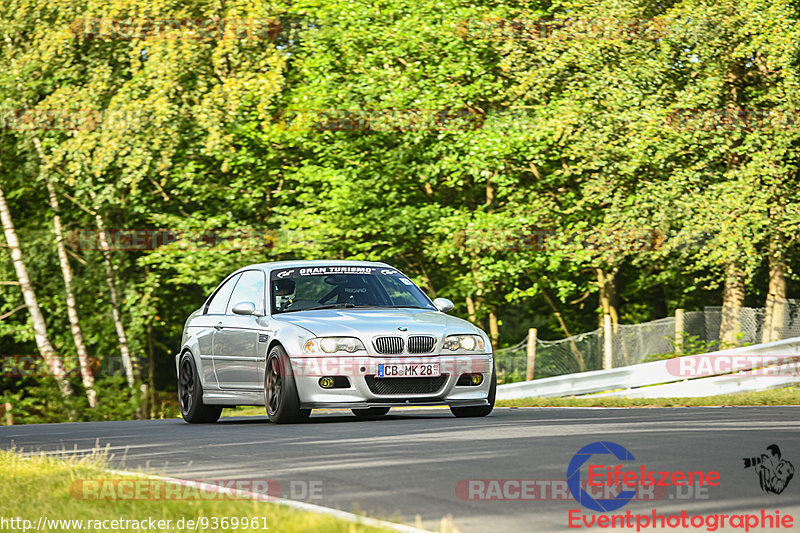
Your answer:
178;352;222;423
450;366;496;418
351;407;391;418
265;345;310;424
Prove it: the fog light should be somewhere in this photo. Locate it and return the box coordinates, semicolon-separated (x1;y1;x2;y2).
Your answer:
319;377;335;389
471;374;483;385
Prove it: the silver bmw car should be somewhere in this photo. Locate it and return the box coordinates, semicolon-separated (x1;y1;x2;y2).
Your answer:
176;260;495;423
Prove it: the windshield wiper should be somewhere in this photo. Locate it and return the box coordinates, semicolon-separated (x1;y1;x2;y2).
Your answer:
276;303;357;313
303;303;374;311
281;304;432;313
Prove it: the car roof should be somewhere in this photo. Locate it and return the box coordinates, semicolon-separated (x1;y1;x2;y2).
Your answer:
235;259;394;274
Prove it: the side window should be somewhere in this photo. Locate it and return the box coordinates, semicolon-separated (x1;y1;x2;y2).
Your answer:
226;270;266;315
205;273;241;315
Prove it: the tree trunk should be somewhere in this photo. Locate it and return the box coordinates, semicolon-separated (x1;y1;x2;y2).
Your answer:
401;255;436;299
596;267;619;329
762;235;787;344
87;191;135;387
0;181;72;396
147;322;156;419
417;261;437;299
541;288;586;371
719;262;746;347
470;266;486;330
651;283;668;319
95;218;136;387
488;308;499;346
465;295;476;323
35;138;97;406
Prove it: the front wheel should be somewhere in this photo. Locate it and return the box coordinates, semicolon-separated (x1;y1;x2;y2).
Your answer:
178;352;222;423
450;366;496;418
265;346;310;424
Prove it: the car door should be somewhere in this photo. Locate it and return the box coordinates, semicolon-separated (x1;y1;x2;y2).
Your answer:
191;273;240;388
213;269;267;390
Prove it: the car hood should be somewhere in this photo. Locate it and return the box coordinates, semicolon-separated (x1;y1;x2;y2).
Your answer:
273;308;482;339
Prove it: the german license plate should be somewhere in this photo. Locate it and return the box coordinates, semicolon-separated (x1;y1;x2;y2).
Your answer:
377;363;440;378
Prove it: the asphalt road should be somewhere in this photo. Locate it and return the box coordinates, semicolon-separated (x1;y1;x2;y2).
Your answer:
2;407;799;532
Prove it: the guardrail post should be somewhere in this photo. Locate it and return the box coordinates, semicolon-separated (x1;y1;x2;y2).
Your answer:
675;308;685;355
603;314;613;369
526;328;537;381
3;402;12;426
137;384;149;420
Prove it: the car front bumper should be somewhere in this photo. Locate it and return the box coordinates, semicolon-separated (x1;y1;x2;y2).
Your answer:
289;354;493;409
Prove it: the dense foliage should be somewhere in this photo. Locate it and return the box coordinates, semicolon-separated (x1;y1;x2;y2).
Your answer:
1;0;799;416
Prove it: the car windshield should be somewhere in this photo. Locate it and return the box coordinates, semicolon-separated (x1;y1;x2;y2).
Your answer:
269;266;436;314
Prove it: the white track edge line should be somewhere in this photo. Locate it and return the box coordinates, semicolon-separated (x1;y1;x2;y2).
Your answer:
106;469;434;533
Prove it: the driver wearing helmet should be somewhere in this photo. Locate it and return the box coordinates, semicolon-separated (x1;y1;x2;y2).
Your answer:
274;278;296;311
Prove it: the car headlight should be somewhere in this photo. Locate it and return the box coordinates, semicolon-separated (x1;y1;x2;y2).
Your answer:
303;337;366;354
442;334;486;352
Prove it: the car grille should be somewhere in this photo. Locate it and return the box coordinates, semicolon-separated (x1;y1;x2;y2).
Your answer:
374;336;404;354
407;335;436;354
365;375;448;395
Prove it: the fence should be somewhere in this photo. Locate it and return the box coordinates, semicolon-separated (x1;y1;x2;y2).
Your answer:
496;336;800;400
494;300;800;383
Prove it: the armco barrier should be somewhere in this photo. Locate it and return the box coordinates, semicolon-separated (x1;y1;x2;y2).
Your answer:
496;336;800;400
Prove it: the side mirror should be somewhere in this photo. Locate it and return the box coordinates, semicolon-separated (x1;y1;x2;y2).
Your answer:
231;301;258;316
433;298;454;313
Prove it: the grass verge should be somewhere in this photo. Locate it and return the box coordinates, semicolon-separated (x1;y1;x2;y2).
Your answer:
223;388;800;416
0;449;399;533
223;406;269;418
496;386;800;407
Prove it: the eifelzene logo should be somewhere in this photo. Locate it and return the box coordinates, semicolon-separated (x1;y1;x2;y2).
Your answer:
567;441;721;513
567;441;638;512
743;444;795;495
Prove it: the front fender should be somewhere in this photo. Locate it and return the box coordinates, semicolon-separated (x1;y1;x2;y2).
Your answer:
269;320;315;359
177;336;218;390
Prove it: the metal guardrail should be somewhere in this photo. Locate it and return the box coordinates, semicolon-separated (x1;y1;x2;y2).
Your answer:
496;336;800;400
